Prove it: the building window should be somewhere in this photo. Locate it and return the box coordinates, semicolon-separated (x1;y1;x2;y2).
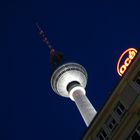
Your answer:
135;72;140;86
137;125;140;132
129;123;140;140
97;129;107;140
131;132;140;140
106;116;118;132
114;102;126;118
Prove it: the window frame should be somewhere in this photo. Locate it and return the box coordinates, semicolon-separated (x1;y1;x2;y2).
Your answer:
97;128;108;140
114;102;126;119
134;71;140;87
106;116;118;132
128;122;140;140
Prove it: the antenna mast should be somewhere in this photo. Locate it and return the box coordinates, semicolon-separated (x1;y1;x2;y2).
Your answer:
36;23;64;66
36;23;54;51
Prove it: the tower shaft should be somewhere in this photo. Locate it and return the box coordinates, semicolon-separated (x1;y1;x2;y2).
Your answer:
72;88;97;126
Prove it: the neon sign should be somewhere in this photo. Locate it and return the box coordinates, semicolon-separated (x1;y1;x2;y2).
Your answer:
117;48;137;77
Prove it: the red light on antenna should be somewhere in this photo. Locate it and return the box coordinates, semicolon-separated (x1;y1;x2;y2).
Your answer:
50;48;55;55
117;48;137;77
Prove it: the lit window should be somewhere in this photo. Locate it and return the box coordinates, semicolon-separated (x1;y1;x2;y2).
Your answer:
97;129;107;140
106;117;117;132
114;102;126;118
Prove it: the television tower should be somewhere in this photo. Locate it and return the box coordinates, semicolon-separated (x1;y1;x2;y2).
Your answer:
36;24;97;126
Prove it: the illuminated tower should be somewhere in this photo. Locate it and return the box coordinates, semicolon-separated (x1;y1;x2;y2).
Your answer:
51;62;97;126
36;24;97;126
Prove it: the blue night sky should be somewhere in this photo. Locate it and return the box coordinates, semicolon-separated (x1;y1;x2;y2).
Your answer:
0;0;140;140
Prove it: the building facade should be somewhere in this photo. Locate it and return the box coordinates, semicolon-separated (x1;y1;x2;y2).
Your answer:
82;50;140;140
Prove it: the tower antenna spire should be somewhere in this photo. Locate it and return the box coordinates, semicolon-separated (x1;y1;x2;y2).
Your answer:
36;23;64;67
36;23;53;50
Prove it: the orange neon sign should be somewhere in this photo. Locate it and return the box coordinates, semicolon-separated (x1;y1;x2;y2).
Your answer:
117;48;137;76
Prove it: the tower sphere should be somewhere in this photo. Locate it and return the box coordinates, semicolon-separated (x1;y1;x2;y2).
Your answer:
51;62;88;98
